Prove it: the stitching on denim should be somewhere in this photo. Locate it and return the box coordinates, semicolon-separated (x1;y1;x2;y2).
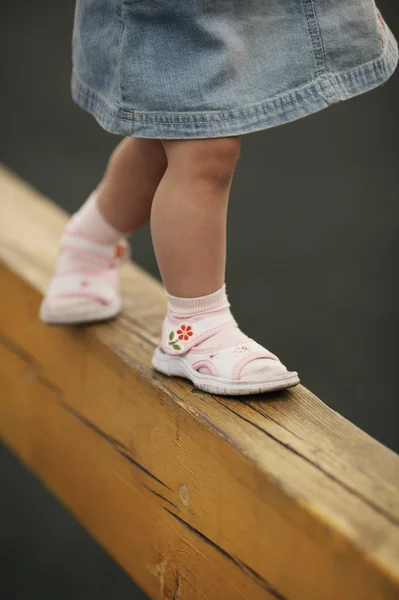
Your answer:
116;0;127;106
302;0;327;78
73;68;317;123
119;95;299;118
73;71;122;115
309;0;340;100
118;78;321;117
371;0;386;49
114;85;320;124
377;12;386;48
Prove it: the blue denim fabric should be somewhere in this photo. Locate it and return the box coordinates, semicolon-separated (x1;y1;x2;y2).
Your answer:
71;0;398;139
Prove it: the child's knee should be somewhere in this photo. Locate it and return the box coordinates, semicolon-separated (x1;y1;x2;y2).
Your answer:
163;136;241;186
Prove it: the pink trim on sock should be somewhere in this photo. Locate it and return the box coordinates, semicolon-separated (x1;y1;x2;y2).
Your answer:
232;351;280;381
191;360;220;377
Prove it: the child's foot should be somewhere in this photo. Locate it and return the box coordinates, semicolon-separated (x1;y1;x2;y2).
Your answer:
39;233;128;325
152;285;299;395
40;191;128;325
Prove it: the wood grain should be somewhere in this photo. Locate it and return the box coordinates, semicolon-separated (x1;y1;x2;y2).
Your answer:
1;164;398;600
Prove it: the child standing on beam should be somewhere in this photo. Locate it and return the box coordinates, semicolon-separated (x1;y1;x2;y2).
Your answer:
40;1;398;395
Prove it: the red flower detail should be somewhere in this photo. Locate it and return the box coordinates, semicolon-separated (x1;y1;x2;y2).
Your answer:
176;324;193;341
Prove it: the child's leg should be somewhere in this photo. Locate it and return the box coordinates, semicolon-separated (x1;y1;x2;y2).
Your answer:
96;137;167;234
151;137;238;297
40;137;167;323
151;137;299;393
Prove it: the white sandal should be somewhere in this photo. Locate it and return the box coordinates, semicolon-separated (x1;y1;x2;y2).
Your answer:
40;233;129;325
152;308;300;395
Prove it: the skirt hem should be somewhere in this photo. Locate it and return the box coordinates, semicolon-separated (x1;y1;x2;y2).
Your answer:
71;29;398;139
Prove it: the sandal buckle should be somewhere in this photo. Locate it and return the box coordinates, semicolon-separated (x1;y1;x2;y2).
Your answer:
114;239;130;261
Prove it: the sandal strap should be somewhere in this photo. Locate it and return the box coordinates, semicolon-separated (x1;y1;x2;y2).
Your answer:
59;233;130;262
189;340;280;381
161;309;238;355
46;273;117;305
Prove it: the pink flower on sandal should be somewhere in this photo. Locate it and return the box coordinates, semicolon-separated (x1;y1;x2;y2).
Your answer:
176;324;193;341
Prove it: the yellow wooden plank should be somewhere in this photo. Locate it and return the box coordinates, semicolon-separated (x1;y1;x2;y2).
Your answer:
0;340;275;600
1;164;399;600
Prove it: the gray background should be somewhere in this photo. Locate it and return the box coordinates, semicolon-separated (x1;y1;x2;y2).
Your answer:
1;1;398;598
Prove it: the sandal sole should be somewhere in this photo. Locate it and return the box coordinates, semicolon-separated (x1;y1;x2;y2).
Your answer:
151;346;300;396
39;298;121;325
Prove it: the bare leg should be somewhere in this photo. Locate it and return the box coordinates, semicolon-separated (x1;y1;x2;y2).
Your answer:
96;137;167;234
150;136;241;297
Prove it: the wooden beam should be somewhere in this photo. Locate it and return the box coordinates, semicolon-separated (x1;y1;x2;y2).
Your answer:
1;164;398;600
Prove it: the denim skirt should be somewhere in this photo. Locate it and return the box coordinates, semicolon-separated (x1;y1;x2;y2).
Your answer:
71;0;398;139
